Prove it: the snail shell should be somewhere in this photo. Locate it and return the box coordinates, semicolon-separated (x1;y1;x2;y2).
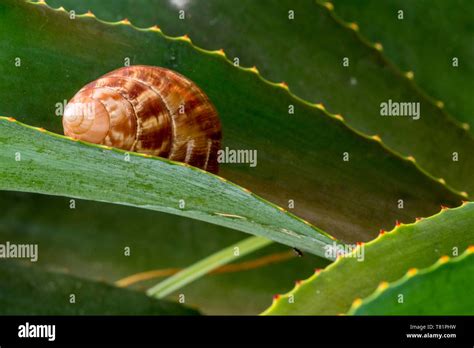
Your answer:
62;65;222;173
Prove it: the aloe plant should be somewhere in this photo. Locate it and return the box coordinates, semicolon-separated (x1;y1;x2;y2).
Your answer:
348;247;474;315
332;0;474;132
0;0;472;317
263;202;474;315
0;260;199;315
43;0;474;197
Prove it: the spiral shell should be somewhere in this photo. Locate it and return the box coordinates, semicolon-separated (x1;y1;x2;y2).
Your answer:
62;65;222;173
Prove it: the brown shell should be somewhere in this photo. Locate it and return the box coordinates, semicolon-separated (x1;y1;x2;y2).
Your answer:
62;65;222;173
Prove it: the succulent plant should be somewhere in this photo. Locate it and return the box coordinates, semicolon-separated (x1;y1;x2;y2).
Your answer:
0;0;472;316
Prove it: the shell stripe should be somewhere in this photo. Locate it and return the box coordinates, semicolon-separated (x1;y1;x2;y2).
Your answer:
62;65;221;173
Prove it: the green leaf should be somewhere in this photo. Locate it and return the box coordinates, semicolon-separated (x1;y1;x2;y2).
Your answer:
263;202;474;315
0;191;330;314
0;0;466;243
0;260;199;315
0;118;335;257
349;248;474;315
147;236;272;298
332;0;474;133
43;0;474;197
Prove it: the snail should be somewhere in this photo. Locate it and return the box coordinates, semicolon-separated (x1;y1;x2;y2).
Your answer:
62;65;222;173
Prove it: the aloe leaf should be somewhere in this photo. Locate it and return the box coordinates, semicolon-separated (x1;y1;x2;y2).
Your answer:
332;0;474;133
147;236;272;298
0;191;330;314
263;202;474;315
349;248;474;315
43;0;474;197
0;0;466;243
0;260;199;315
0;118;336;257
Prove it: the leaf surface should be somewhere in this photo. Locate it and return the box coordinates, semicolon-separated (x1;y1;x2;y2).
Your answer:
147;236;272;298
333;0;474;132
0;260;199;315
43;0;474;196
0;191;330;314
0;118;335;256
349;248;474;315
264;202;474;315
0;0;466;243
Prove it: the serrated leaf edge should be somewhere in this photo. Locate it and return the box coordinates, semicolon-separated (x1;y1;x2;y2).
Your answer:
318;0;473;136
0;116;338;245
346;245;474;315
261;201;472;315
30;0;470;199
